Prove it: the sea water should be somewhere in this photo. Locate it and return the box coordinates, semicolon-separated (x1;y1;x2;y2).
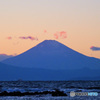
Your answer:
0;81;100;100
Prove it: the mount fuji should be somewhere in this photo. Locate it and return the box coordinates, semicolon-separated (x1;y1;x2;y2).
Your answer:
0;40;100;80
2;40;100;70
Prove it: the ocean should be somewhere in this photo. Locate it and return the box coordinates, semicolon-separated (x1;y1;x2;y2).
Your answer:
0;81;100;100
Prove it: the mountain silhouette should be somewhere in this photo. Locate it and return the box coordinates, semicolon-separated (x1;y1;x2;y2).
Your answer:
2;40;100;70
1;39;100;80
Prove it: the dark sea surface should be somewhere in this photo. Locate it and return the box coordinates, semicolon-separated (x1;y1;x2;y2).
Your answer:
0;81;100;100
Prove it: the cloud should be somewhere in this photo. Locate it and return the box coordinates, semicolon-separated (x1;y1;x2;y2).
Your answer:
54;31;67;39
44;30;47;33
90;46;100;51
7;37;12;40
60;31;67;38
19;36;38;41
54;33;59;39
0;54;14;61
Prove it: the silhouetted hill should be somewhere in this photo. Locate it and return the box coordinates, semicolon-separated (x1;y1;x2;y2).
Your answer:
0;62;100;80
0;54;13;61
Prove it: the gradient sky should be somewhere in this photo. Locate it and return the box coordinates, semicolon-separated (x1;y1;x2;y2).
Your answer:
0;0;100;58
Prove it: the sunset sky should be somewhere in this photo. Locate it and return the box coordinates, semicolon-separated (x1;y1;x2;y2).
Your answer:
0;0;100;59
